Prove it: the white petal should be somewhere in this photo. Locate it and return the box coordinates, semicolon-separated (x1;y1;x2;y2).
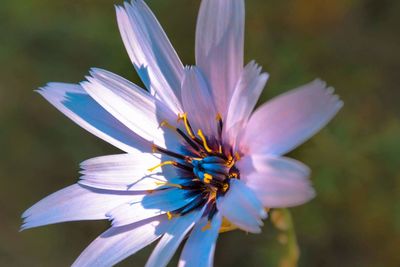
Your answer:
237;155;315;207
82;68;181;150
196;0;245;118
178;213;222;267
116;1;183;114
78;153;177;191
72;216;168;267
223;61;268;146
21;184;136;230
146;209;204;267
216;179;266;233
240;79;343;155
107;188;195;227
37;83;149;153
181;66;218;140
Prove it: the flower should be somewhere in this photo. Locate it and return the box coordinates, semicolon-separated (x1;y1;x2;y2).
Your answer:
22;0;343;266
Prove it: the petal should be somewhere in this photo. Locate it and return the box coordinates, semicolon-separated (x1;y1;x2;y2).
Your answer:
116;1;183;114
181;66;218;139
72;216;168;267
196;0;245;118
239;79;343;155
216;179;266;233
82;68;181;150
107;188;195;227
37;83;149;153
223;61;269;146
237;155;315;207
178;213;222;267
78;153;177;191
146;209;204;267
21;184;137;230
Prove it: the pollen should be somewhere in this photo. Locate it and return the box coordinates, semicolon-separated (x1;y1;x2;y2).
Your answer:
203;173;213;183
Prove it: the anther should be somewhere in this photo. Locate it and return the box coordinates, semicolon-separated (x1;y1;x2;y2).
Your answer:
147;161;177;172
178;113;196;139
197;129;213;153
167;211;173;220
222;183;229;192
154;181;183;189
203;173;213;184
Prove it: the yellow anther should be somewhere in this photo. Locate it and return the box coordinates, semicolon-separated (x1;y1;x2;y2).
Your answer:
215;112;222;121
226;155;235;168
202;221;212;232
230;172;238;179
154;181;183;189
234;152;241;161
222;183;229;192
147;161;177;172
151;144;158;153
197;129;213;153
203;173;213;184
218;145;223;154
167;211;173;220
178;113;195;139
160;120;176;131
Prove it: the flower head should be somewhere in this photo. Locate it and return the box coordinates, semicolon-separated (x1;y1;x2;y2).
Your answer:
22;0;343;266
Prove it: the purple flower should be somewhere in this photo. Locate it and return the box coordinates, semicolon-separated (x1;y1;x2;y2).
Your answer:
22;0;343;266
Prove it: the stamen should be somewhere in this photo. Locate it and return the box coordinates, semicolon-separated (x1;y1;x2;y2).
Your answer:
178;113;196;139
216;112;223;135
160;120;176;131
203;173;213;184
154;181;183;189
202;221;212;231
152;145;190;161
222;183;229;192
147;161;177;172
167;211;173;220
197;129;213;153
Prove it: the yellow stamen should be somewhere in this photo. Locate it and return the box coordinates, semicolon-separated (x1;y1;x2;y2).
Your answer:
219;217;238;233
203;173;213;184
234;152;241;161
151;144;158;153
160;120;176;131
215;112;222;121
197;129;213;153
202;221;212;231
154;181;183;189
147;161;177;172
222;183;229;192
167;211;173;220
178;113;195;139
218;145;223;154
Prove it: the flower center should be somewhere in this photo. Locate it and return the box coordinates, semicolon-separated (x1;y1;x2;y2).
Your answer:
147;113;241;218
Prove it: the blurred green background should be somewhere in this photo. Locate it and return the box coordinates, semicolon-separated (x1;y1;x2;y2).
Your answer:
1;0;399;266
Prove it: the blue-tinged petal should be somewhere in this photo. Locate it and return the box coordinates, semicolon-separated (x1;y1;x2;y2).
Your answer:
146;209;204;267
223;61;269;146
216;179;266;233
78;153;178;191
72;216;169;267
239;79;343;156
181;66;218;140
107;188;196;227
37;83;150;153
237;155;315;207
178;212;222;267
21;184;138;230
195;0;245;118
82;68;182;150
116;0;184;114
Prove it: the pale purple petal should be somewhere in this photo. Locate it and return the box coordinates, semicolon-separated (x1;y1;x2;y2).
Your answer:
37;83;149;153
78;153;178;191
195;0;245;118
223;61;269;146
107;188;195;227
116;1;183;114
82;68;182;150
181;66;218;139
178;213;222;267
239;79;343;156
237;155;315;207
146;209;204;267
217;179;266;233
21;184;137;230
72;216;169;267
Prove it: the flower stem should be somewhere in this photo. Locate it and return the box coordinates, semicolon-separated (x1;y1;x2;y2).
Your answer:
270;208;300;267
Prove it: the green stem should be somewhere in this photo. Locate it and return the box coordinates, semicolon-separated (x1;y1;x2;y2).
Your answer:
270;208;300;267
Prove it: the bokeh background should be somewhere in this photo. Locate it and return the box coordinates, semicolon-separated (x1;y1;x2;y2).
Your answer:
1;0;399;266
